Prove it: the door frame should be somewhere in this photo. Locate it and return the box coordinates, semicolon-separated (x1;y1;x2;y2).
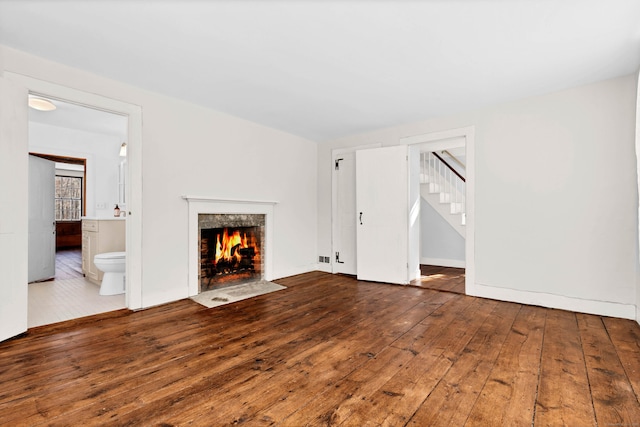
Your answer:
5;72;144;310
331;143;381;274
27;155;56;283
0;76;29;341
30;153;87;217
400;126;475;295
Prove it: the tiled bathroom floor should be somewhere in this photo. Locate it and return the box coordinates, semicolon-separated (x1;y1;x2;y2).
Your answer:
28;249;126;328
28;277;126;328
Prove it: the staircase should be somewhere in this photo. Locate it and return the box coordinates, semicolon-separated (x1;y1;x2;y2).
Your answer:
420;151;466;237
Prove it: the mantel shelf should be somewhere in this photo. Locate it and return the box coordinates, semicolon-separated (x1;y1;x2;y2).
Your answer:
182;196;278;205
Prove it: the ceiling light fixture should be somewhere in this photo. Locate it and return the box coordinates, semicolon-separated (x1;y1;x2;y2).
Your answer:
28;96;57;111
119;142;127;157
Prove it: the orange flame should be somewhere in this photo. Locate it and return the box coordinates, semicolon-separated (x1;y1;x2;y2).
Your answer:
214;228;249;265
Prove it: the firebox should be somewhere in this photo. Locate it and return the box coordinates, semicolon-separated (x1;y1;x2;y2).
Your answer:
198;214;264;292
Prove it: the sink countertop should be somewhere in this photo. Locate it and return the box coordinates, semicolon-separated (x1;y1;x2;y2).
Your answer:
81;216;126;221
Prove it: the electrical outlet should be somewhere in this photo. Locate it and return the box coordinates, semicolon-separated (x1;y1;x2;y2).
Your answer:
318;256;331;263
324;256;331;263
318;256;324;263
96;202;107;209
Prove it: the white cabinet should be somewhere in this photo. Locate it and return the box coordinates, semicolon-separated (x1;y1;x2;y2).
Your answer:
81;219;125;284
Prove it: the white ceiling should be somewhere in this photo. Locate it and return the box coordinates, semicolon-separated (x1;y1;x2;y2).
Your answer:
28;97;128;139
1;1;639;142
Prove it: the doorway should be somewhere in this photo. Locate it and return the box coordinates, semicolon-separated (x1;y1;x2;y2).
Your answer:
30;153;87;281
331;143;381;277
406;126;475;294
27;99;128;327
4;71;143;329
330;126;475;294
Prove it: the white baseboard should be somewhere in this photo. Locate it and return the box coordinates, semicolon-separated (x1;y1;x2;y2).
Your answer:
468;282;636;320
421;257;466;269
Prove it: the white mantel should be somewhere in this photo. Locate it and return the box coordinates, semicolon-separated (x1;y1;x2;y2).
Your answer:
183;196;277;296
182;196;278;205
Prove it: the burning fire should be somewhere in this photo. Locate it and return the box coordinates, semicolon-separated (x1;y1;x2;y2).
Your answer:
214;228;249;265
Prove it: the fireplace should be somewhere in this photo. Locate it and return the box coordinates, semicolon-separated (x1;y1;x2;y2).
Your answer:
185;196;276;296
199;214;264;291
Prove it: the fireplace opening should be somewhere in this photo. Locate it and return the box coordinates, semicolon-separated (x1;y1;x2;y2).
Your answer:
198;214;265;292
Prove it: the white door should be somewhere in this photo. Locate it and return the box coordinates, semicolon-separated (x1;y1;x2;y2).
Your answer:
333;152;357;275
356;145;409;285
28;155;56;283
0;77;29;341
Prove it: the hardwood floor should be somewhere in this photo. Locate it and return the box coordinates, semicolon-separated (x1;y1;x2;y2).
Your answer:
2;271;639;426
55;247;83;280
412;264;465;294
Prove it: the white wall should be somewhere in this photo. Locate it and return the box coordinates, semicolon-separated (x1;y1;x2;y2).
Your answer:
318;73;638;319
29;122;122;218
0;77;29;340
3;45;318;308
420;198;465;266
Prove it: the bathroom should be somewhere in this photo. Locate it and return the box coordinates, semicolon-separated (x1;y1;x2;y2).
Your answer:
27;96;129;327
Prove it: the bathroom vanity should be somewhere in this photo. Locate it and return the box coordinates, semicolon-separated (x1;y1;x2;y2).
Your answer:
81;218;125;284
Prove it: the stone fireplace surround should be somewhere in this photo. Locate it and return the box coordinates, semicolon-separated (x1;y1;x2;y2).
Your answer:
183;196;276;296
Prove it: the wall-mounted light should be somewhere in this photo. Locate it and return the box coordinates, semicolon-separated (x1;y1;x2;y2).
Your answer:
28;95;57;111
119;142;127;157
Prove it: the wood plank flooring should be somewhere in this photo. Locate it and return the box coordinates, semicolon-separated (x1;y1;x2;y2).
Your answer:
412;264;465;294
1;271;639;426
54;247;83;280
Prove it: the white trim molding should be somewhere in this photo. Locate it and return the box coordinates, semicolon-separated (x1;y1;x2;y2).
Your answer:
182;195;278;205
635;70;640;326
400;126;472;149
401;126;475;296
183;196;276;297
4;71;144;310
470;282;637;320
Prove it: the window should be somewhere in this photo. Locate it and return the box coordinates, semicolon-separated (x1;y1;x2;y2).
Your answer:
55;175;83;221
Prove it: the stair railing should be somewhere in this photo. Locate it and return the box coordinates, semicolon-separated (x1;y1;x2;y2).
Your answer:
420;151;466;221
441;150;466;171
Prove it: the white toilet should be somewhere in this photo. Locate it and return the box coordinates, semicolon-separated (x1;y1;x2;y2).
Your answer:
94;252;126;295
